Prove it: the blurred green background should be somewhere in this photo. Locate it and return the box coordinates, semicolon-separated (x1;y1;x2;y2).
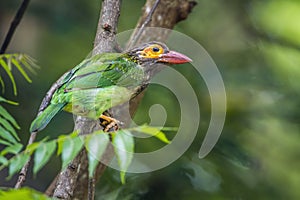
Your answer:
1;0;300;199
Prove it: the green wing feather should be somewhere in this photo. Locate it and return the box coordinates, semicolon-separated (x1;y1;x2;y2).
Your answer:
62;86;133;119
64;55;144;91
30;103;65;132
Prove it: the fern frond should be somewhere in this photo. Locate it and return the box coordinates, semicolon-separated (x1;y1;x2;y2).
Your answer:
0;53;38;95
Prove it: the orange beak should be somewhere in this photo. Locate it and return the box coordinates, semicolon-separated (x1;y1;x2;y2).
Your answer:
158;51;192;64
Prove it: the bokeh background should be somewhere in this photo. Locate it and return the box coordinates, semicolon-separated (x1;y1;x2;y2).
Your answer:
1;0;300;199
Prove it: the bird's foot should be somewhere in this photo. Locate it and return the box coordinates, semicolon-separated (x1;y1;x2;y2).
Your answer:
99;114;123;132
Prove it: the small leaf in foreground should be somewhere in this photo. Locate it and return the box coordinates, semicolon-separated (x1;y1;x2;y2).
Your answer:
0;143;23;156
0;105;20;128
8;154;30;179
85;131;109;177
132;125;171;144
26;142;41;154
34;140;57;175
0;155;8;165
0;126;18;144
61;136;84;170
0;187;50;200
112;130;134;184
0;59;17;95
57;134;68;155
11;58;32;83
0;117;20;141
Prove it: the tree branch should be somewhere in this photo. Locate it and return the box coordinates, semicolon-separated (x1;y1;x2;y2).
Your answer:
127;0;161;49
0;0;31;54
51;0;122;199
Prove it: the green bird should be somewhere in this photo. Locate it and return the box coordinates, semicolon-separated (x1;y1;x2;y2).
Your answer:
30;41;192;133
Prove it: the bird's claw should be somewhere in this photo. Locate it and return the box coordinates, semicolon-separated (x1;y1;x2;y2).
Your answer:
99;114;123;132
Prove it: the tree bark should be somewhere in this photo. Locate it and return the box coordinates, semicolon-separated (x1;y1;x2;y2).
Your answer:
52;0;121;199
50;0;196;199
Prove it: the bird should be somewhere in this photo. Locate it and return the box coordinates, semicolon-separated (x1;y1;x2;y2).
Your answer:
30;41;192;133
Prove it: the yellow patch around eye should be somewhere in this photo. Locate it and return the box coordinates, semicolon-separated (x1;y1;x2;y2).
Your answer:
142;45;164;58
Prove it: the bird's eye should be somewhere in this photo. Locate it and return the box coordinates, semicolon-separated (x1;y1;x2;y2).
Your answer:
152;47;160;52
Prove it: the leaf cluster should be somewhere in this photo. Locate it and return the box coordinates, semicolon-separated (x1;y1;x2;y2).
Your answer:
0;125;172;184
0;53;37;146
0;54;38;95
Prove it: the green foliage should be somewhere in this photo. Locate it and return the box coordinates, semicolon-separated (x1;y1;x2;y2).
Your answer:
0;98;20;145
112;130;134;184
1;143;23;156
8;154;30;179
85;131;109;177
130;124;176;144
0;125;173;183
33;140;56;175
0;54;38;95
0;53;37;153
61;133;84;170
0;188;51;200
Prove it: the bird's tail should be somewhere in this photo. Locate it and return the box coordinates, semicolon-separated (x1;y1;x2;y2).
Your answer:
30;103;65;133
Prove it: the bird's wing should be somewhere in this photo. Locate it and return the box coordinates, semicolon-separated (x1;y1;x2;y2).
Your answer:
37;54;99;111
62;56;144;92
62;86;133;119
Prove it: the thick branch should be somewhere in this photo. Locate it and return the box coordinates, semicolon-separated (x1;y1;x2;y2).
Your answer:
51;0;121;199
93;0;121;54
127;0;196;48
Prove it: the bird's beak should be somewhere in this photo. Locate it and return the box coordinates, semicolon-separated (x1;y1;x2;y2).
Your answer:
158;51;192;64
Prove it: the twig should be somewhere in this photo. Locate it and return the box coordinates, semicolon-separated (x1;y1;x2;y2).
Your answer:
88;176;95;200
127;0;160;49
52;0;122;199
52;150;85;199
14;131;36;188
0;0;31;54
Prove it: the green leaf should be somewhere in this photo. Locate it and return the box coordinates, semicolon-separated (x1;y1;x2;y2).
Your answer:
0;188;51;200
26;142;41;154
61;136;84;170
85;131;109;177
0;105;20;129
1;143;23;156
0;75;5;93
112;130;134;184
57;134;68;155
0;117;20;141
19;54;39;74
132;125;171;144
0;155;8;165
8;153;30;179
11;58;32;83
0;96;18;105
0;59;17;95
0;138;11;146
0;54;37;96
0;125;17;144
34;140;56;174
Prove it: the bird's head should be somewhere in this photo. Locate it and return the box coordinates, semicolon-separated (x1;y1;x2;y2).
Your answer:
125;41;192;65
